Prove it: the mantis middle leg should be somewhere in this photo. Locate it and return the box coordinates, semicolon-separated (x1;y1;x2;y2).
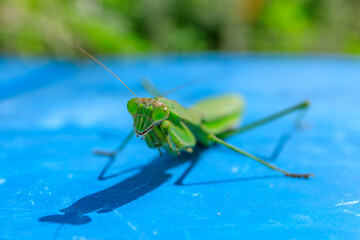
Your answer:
94;130;134;157
94;130;134;180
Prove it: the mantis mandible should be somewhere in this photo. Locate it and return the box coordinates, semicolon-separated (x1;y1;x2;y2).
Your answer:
77;46;314;179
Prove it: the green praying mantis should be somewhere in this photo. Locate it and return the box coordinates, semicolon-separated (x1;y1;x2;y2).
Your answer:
77;46;314;179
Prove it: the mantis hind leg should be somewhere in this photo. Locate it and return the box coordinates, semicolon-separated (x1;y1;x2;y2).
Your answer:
209;134;314;179
218;100;310;139
259;130;293;162
257;108;309;162
218;100;310;162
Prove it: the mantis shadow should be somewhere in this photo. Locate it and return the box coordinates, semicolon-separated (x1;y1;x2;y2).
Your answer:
38;146;283;226
38;125;299;226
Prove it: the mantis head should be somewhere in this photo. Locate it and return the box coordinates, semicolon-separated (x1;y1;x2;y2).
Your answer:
127;98;170;137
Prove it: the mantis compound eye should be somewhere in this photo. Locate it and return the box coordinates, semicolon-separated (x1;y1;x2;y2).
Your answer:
127;98;138;115
152;106;169;122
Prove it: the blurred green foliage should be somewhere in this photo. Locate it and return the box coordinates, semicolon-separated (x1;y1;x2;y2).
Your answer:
1;0;360;56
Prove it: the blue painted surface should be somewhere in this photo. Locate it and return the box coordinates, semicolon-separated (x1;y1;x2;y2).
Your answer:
1;54;360;239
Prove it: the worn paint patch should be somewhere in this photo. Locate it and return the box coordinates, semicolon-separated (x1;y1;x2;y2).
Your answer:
335;200;359;206
343;210;360;217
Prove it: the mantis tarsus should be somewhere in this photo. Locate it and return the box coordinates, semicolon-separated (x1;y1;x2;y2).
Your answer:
76;46;314;179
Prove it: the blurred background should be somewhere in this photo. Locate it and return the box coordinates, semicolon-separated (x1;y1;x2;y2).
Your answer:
1;0;360;57
2;2;360;239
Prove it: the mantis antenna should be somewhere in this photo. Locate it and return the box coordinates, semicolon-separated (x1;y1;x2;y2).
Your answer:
74;44;138;98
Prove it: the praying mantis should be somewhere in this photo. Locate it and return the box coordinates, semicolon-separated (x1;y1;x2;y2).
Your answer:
77;46;314;179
